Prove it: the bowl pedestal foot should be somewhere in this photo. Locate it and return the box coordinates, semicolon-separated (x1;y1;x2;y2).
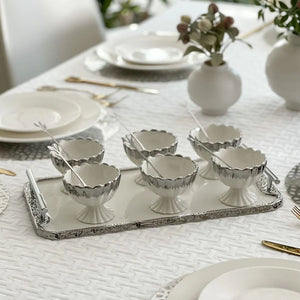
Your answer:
199;161;218;180
150;196;187;214
135;174;147;186
77;205;114;224
219;187;257;207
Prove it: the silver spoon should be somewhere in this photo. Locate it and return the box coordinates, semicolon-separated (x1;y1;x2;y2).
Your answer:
34;122;60;145
48;144;86;186
191;137;232;168
34;122;70;159
188;109;210;141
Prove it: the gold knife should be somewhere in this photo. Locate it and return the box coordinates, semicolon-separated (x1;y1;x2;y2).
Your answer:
65;76;159;95
0;168;16;176
262;240;300;257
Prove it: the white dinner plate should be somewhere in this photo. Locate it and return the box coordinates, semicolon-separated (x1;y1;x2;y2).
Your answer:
0;93;81;132
198;266;300;300
0;92;105;143
165;258;300;300
96;31;204;71
115;35;185;65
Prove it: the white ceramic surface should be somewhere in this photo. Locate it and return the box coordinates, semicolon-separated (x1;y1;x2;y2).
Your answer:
141;154;198;214
122;129;177;186
63;163;121;224
96;31;204;71
188;61;241;115
212;147;266;207
115;35;184;65
198;266;300;300
0;92;105;143
188;125;241;180
167;258;300;300
266;33;300;111
0;93;81;132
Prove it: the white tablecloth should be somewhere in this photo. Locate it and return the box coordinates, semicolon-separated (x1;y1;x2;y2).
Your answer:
1;2;300;299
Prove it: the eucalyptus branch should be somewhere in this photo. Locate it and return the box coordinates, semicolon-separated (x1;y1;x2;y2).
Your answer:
255;0;300;35
177;2;248;66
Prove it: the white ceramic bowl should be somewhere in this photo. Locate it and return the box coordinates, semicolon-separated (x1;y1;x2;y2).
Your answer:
63;163;121;224
212;147;267;207
122;129;177;185
141;154;198;214
188;124;241;180
49;138;104;175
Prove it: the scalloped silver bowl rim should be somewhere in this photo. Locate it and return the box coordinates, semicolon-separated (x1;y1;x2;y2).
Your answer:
212;147;267;173
49;138;105;165
140;153;199;183
63;162;121;191
122;129;178;154
189;124;242;147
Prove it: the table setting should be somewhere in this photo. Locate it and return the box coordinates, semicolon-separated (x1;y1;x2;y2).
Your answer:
1;1;300;299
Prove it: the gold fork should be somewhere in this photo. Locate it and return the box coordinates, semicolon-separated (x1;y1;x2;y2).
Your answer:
291;205;300;220
37;85;120;107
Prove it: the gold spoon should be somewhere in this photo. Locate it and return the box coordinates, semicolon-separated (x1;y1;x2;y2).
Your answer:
0;168;16;176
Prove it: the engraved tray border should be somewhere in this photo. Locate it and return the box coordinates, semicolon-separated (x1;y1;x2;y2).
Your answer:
23;166;282;240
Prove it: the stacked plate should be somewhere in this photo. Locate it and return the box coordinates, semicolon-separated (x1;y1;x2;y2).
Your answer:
96;31;204;71
152;258;300;300
0;92;105;143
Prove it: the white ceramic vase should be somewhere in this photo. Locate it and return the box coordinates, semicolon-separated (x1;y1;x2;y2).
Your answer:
265;33;300;111
188;61;241;116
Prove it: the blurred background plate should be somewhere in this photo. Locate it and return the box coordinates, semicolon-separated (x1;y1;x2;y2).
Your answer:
0;93;81;132
96;31;204;71
0;92;105;143
115;34;185;65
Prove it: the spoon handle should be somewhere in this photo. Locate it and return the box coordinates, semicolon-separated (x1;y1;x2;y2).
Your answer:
0;168;16;176
37;85;96;97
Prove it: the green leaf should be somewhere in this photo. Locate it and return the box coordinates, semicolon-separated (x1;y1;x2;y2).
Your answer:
292;17;298;30
183;46;206;56
227;27;240;40
277;31;285;39
100;0;113;13
281;14;289;23
258;9;263;20
291;0;297;6
269;6;275;12
236;38;253;48
279;1;288;9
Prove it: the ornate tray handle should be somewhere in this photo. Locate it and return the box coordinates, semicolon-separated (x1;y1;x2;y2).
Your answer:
26;169;51;226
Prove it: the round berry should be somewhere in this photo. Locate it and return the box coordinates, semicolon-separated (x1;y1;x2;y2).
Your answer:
208;3;219;14
177;22;189;34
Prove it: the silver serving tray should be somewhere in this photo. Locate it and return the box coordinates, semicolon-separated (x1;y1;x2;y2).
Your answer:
23;162;282;240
